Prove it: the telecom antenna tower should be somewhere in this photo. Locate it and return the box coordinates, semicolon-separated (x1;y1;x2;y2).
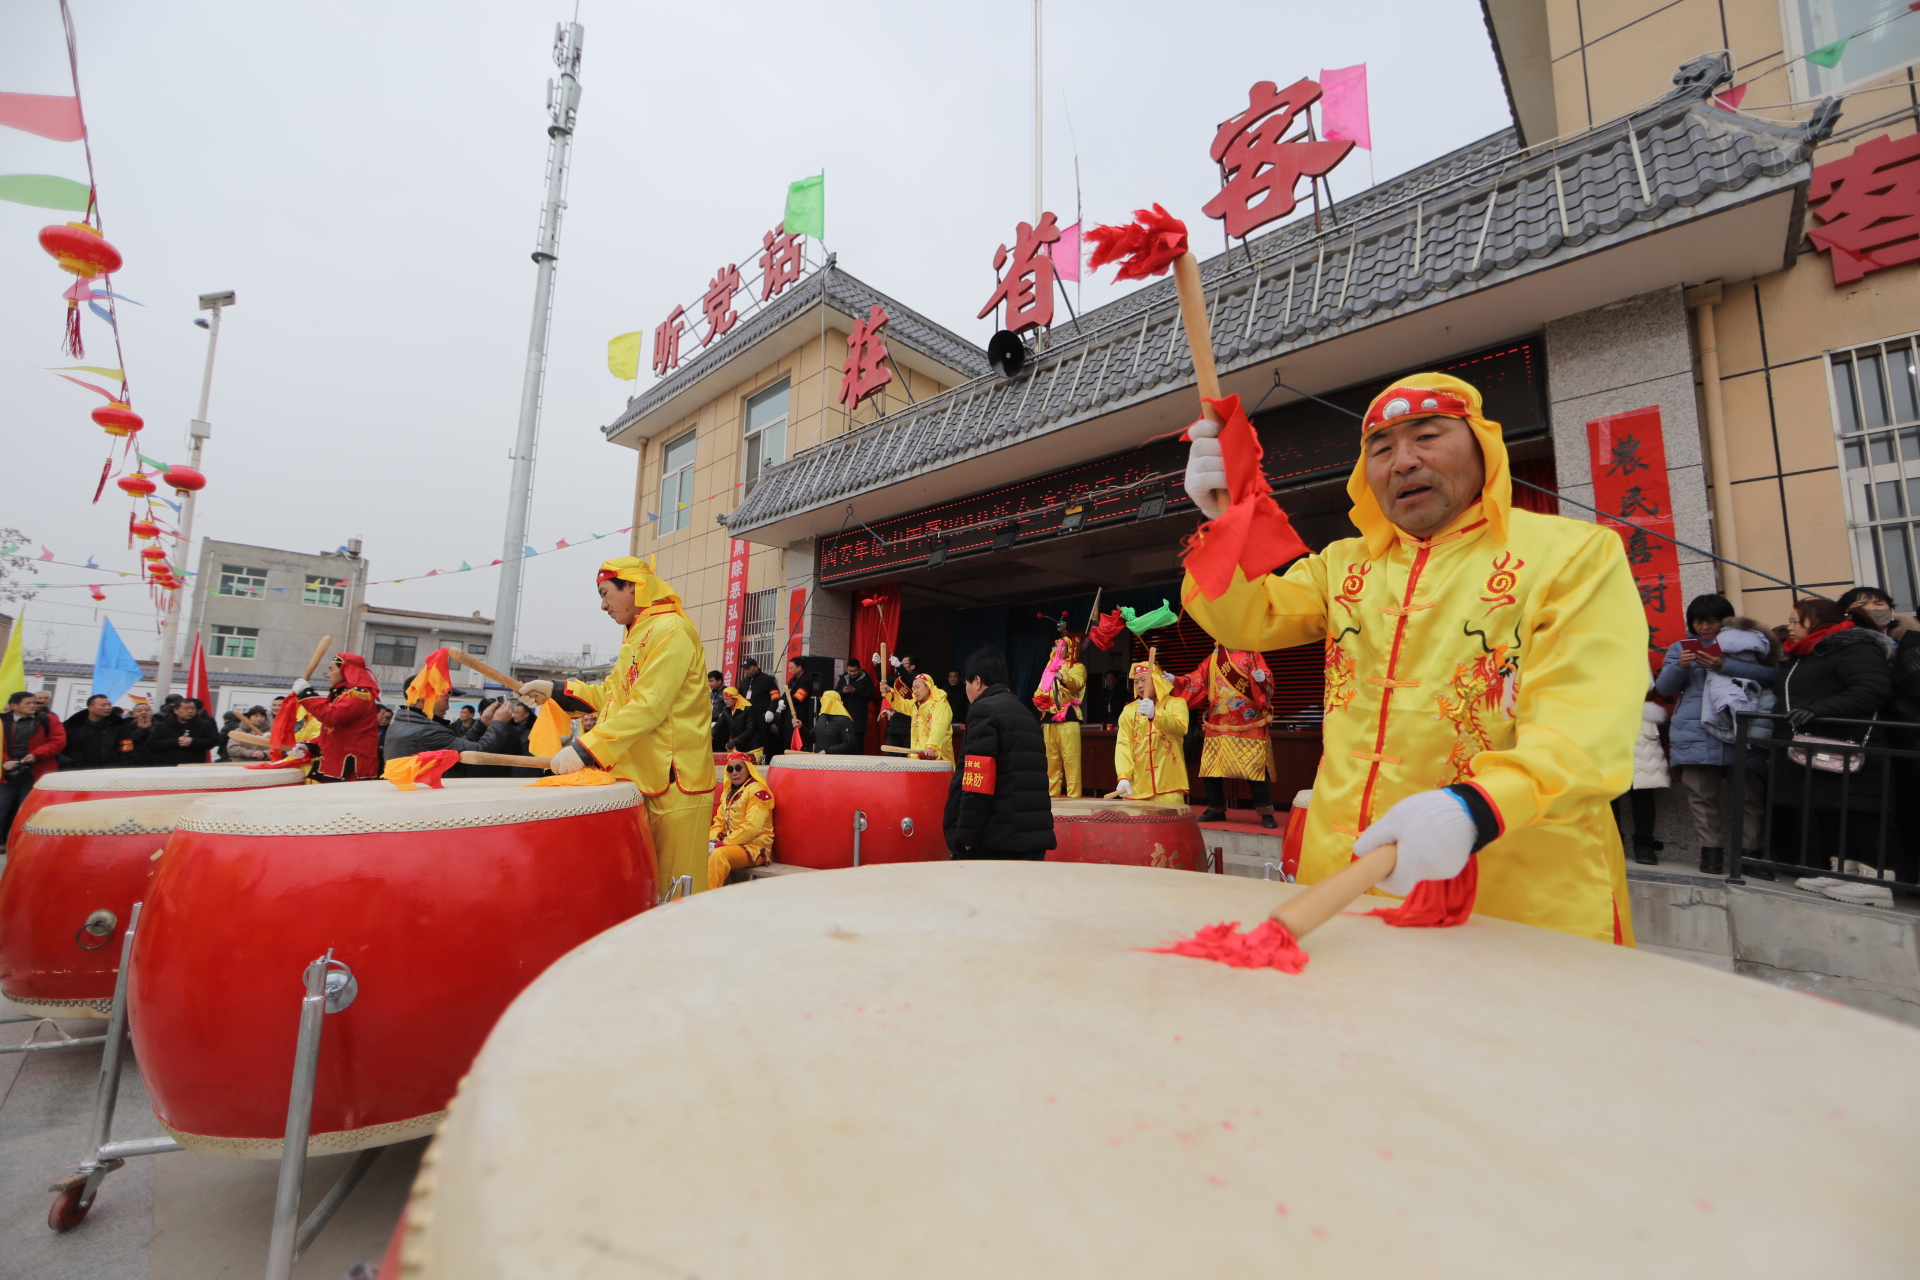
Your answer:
491;20;583;672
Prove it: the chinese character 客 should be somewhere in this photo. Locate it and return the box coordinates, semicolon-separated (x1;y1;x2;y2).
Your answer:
652;306;686;376
841;305;895;411
1604;435;1651;477
760;224;803;301
1200;79;1354;239
1808;133;1920;285
975;212;1061;335
701;265;741;346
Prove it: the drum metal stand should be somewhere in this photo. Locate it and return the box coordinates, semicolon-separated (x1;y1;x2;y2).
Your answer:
0;1013;108;1055
659;874;693;905
852;810;867;867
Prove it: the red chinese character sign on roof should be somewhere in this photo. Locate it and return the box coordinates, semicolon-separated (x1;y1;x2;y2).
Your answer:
701;264;742;346
1201;78;1354;239
652;305;686;376
1808;132;1920;285
760;224;803;301
976;211;1062;335
841;305;894;411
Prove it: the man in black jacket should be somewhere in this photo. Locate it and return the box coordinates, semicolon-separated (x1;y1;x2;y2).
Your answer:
786;657;825;750
142;697;219;767
385;677;519;769
837;660;876;752
943;647;1056;860
63;695;138;769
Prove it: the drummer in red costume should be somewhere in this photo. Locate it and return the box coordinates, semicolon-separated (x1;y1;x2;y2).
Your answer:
291;652;381;782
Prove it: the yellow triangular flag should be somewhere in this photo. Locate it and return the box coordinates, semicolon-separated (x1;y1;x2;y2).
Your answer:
0;607;25;705
528;697;573;759
607;331;642;381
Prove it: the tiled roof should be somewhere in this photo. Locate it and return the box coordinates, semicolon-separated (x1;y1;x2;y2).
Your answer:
602;264;991;440
727;67;1831;536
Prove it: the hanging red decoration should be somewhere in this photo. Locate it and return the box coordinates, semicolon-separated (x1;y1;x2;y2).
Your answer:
89;587;107;602
39;222;123;278
128;519;161;542
116;473;156;498
139;546;167;562
92;402;143;437
162;465;206;494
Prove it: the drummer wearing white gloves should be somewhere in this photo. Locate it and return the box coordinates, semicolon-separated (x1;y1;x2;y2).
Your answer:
1104;660;1188;803
1177;373;1646;941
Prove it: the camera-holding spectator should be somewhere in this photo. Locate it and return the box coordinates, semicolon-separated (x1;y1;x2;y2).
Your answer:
143;697;219;768
0;689;66;843
1656;595;1777;876
62;694;139;770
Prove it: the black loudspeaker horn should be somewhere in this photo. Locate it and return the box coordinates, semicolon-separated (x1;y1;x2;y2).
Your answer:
987;330;1028;379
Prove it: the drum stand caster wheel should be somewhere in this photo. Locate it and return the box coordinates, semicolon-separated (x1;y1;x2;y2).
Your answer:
48;1182;91;1232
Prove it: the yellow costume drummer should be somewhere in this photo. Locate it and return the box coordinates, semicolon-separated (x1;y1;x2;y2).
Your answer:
708;751;775;889
1107;660;1189;802
529;556;718;897
1033;628;1087;797
886;672;954;764
1179;372;1644;943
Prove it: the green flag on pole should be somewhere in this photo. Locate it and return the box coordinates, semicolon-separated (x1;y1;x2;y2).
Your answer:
0;606;26;705
1806;36;1849;68
784;172;825;239
0;174;90;212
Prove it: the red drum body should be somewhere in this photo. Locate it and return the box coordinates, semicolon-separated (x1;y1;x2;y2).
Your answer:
765;755;953;869
0;794;202;1017
1046;798;1207;871
129;778;656;1158
9;763;302;843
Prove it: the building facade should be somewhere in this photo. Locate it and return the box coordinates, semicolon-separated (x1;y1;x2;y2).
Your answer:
358;604;496;696
186;538;370;681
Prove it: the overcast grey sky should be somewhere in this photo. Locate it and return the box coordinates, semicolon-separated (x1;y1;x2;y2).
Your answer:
1;0;1510;664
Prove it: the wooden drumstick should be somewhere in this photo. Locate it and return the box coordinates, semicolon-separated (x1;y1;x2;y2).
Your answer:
459;751;552;770
1269;844;1399;940
301;635;334;683
447;649;523;693
228;730;271;747
1171;253;1230;513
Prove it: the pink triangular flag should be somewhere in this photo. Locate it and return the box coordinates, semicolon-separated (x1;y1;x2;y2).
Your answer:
1048;222;1081;282
39;545;55;561
1318;65;1371;150
556;537;570;549
0;92;84;143
1714;84;1748;110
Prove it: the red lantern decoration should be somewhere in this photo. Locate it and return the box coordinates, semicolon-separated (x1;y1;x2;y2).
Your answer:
117;473;156;498
140;547;167;562
155;579;181;592
89;587;107;602
93;402;143;437
129;519;161;541
162;466;206;494
38;222;122;278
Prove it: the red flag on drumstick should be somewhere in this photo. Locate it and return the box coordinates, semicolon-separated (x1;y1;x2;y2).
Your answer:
406;648;453;713
384;749;460;791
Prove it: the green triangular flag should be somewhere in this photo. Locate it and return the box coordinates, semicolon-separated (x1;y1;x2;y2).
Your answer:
0;174;91;212
1806;36;1848;68
136;453;171;473
1120;600;1180;634
458;560;472;572
784;172;824;239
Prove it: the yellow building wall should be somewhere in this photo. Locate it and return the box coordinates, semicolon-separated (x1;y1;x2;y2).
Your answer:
625;321;951;664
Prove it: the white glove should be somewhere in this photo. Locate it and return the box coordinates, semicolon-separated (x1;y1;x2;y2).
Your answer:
1184;416;1227;520
890;656;901;669
517;679;554;708
548;744;587;775
1253;669;1266;682
1114;778;1132;797
290;678;311;696
708;840;718;853
764;710;775;723
871;652;880;666
1136;698;1156;719
1353;789;1478;898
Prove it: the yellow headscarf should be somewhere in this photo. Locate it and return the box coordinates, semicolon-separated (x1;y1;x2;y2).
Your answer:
722;751;772;801
1345;371;1511;558
722;686;749;712
817;689;850;718
912;673;948;706
596;555;688;618
1128;661;1173;701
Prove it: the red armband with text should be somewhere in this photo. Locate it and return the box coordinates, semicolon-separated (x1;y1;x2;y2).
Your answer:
961;755;997;794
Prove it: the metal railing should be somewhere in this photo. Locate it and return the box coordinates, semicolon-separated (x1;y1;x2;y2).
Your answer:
1728;711;1920;895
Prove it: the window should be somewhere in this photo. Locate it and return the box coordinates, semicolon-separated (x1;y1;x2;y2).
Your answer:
741;587;779;671
468;642;488;656
218;565;267;598
1832;337;1920;610
1790;0;1920;96
372;633;417;667
304;576;346;607
210;624;258;659
658;430;696;534
743;379;790;494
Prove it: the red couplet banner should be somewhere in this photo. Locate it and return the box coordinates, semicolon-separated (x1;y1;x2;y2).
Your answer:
719;538;750;683
786;587;806;663
1585;406;1687;659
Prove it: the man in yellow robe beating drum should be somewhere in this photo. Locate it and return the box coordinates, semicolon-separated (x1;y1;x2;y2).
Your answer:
887;671;954;764
1180;372;1644;943
523;556;718;897
708;751;775;889
1107;659;1189;803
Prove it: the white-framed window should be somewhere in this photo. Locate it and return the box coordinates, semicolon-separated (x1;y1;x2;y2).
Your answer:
304;576;346;607
1831;335;1920;610
1787;0;1920;97
658;430;696;534
741;587;779;670
372;633;417;667
468;642;488;656
218;564;267;598
210;624;258;659
743;378;790;494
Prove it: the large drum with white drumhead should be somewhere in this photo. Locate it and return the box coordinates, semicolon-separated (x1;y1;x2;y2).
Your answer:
129;777;655;1158
388;861;1920;1278
8;762;302;843
765;753;951;868
0;793;205;1017
1047;796;1208;871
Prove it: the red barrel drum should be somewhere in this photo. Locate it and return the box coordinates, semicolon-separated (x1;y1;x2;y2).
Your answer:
0;793;203;1017
129;778;657;1158
1046;798;1208;871
8;762;303;844
764;755;952;869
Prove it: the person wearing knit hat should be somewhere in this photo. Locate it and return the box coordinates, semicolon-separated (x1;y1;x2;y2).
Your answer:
1179;372;1645;943
1105;659;1189;803
707;751;776;889
290;652;382;782
517;556;717;897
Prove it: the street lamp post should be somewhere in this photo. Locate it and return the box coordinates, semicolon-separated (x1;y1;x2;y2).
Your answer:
153;290;234;700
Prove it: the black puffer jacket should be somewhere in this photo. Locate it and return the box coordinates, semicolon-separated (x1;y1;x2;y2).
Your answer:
943;684;1055;857
61;711;138;770
1778;625;1895;807
814;713;859;755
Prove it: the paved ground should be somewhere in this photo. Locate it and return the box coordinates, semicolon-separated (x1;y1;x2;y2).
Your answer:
1;1006;420;1279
